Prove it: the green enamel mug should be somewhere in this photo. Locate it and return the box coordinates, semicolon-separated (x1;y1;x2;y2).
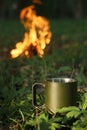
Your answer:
32;78;77;114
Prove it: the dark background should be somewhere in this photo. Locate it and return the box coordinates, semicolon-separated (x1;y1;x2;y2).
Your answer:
0;0;87;20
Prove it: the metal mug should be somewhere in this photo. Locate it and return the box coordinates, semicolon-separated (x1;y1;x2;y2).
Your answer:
32;78;77;114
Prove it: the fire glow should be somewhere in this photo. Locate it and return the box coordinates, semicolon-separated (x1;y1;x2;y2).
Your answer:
10;4;52;58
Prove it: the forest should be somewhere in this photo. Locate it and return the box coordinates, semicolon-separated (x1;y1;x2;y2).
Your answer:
0;0;87;19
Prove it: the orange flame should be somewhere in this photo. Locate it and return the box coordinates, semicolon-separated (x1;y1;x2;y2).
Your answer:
10;5;52;58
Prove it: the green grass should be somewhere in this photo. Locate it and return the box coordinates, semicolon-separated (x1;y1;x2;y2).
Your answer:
50;19;87;41
0;19;87;129
0;19;24;48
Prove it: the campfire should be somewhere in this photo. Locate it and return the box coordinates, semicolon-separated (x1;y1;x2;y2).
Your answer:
10;3;52;58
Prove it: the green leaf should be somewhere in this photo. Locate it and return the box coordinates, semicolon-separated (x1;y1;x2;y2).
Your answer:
66;110;81;118
9;118;17;123
39;113;49;130
57;106;80;113
39;113;48;122
58;66;72;73
49;122;61;130
80;92;87;110
72;127;87;130
19;109;25;122
26;118;37;127
49;117;62;123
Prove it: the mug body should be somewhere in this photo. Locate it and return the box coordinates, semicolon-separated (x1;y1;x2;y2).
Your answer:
45;78;77;114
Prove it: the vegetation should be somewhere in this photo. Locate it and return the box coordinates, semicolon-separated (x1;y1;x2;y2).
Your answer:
0;19;87;130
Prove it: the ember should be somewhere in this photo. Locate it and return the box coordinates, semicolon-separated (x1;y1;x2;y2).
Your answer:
10;3;52;58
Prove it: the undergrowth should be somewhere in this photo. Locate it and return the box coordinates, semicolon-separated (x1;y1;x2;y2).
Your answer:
0;19;87;129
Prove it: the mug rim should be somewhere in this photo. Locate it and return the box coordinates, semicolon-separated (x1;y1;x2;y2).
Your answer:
46;77;76;83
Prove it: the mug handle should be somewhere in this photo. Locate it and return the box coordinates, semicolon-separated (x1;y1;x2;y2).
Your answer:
32;83;45;108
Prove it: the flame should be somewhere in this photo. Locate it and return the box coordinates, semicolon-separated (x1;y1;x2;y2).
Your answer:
10;5;52;58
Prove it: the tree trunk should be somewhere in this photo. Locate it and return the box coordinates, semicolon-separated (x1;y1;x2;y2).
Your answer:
74;0;83;19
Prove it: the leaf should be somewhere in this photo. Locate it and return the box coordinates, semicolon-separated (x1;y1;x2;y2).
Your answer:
81;92;87;110
49;122;61;130
19;100;25;106
39;113;49;130
26;118;37;127
39;113;48;122
48;117;62;130
19;109;25;122
58;66;72;73
80;114;87;125
57;106;79;113
72;127;87;130
9;118;17;123
49;117;62;123
66;110;81;118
